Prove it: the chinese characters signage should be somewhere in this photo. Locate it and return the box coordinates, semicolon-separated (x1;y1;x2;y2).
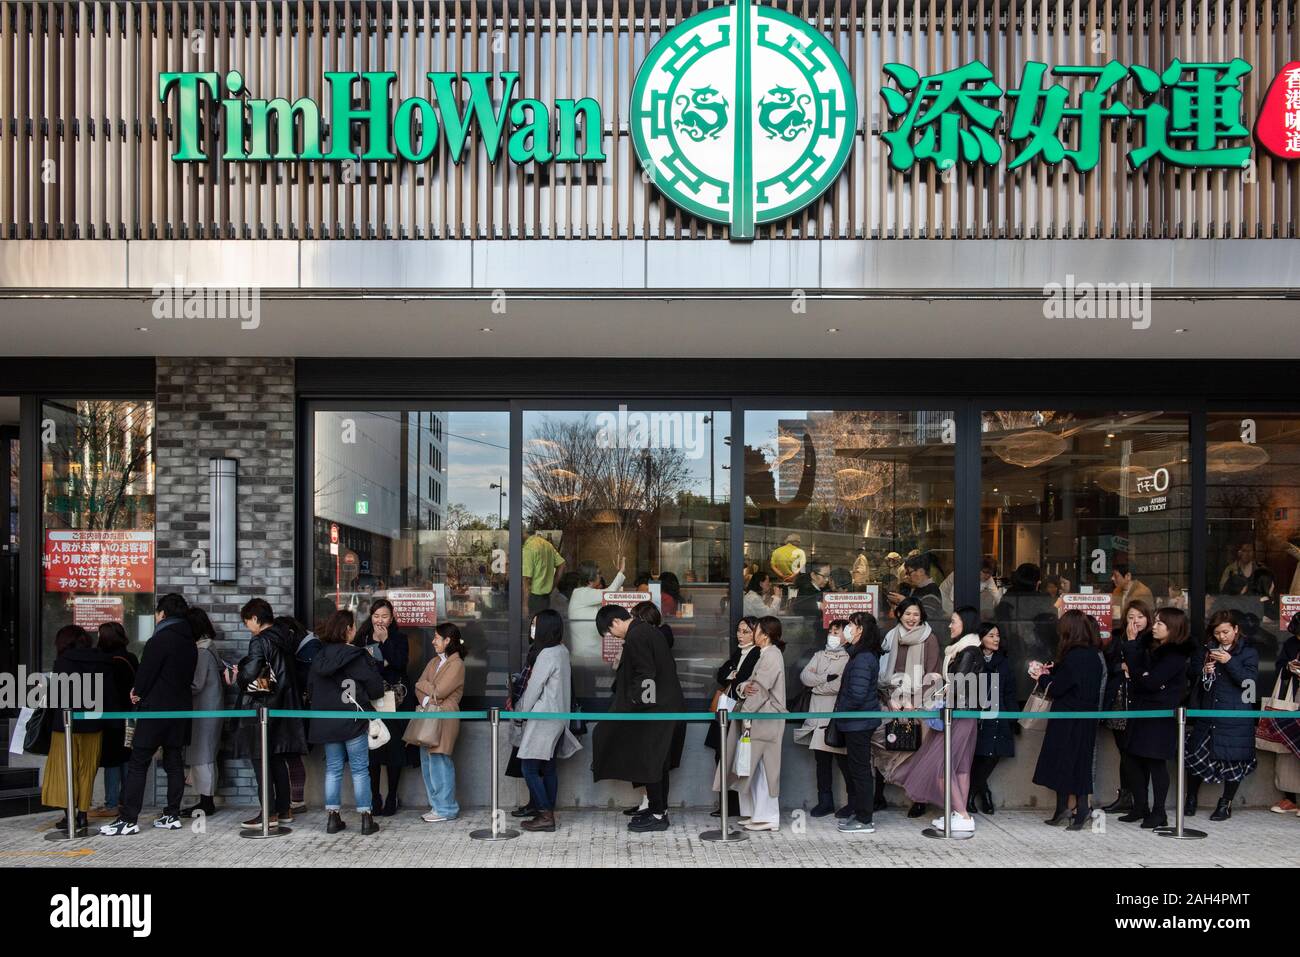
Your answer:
43;531;154;594
881;58;1255;172
389;589;438;629
821;588;878;629
1255;61;1300;159
1062;593;1114;640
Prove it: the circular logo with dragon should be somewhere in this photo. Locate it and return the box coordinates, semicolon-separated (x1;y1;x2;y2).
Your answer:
630;0;857;239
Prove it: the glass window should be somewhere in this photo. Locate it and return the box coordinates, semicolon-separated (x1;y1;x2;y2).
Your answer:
522;408;731;707
981;410;1190;697
1207;413;1300;690
311;410;510;708
743;409;957;692
40;399;156;666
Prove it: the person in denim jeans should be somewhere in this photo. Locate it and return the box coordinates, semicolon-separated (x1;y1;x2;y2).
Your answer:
412;623;467;822
305;611;385;835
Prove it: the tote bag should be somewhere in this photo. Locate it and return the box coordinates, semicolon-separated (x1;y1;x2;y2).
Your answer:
1019;681;1052;732
403;696;443;749
733;723;753;777
1256;673;1300;754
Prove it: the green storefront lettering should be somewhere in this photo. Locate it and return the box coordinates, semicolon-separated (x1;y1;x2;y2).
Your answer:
158;70;607;165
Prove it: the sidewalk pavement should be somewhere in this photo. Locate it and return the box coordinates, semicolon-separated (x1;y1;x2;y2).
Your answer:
2;805;1297;868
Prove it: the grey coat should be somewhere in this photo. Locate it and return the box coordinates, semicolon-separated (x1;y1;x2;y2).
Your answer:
510;644;583;762
186;641;226;766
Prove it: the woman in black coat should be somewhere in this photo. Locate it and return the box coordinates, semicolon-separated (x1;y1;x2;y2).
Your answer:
1119;607;1194;829
1032;610;1106;830
1184;609;1259;822
42;626;117;833
703;616;761;817
94;621;137;815
969;622;1018;815
353;598;411;817
1100;601;1151;814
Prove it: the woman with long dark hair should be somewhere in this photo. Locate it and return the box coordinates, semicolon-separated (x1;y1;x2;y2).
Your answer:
353;598;410;816
511;609;583;832
1101;600;1152;814
969;621;1018;815
1184;609;1259;821
1119;607;1194;829
94;621;136;818
1031;609;1107;830
183;607;227;818
705;615;762;818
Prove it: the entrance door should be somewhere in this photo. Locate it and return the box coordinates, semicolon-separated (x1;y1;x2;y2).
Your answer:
0;421;17;692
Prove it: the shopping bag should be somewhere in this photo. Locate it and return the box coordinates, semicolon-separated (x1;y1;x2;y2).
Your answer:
1261;672;1299;713
733;726;753;777
1019;681;1051;732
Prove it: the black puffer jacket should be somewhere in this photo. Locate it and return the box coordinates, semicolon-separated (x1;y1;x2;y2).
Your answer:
236;623;307;754
305;643;385;744
1123;636;1195;760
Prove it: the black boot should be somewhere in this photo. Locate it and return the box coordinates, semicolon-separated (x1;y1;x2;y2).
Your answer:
873;773;888;812
1140;809;1168;829
182;795;216;818
75;811;88;833
810;791;835;818
906;801;927;818
360;812;380;835
1184;792;1199;818
380;768;401;816
326;811;346;834
1066;805;1093;831
966;793;977;814
979;788;995;816
1102;788;1134;814
1209;798;1232;822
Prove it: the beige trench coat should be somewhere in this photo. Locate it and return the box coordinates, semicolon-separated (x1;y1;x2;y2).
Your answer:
413;653;464;756
714;643;787;798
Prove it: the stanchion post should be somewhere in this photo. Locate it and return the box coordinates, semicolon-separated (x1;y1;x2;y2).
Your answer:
241;705;290;839
1158;706;1207;840
470;707;519;841
45;709;80;842
700;708;747;843
923;707;970;840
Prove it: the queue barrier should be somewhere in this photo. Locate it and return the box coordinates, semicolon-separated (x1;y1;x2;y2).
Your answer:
54;704;1292;844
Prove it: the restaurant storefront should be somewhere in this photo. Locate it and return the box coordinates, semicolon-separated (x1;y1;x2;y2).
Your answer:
2;0;1298;808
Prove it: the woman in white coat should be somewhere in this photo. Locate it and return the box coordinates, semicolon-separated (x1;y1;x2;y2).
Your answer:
567;557;626;620
511;609;583;833
714;616;788;831
795;619;852;818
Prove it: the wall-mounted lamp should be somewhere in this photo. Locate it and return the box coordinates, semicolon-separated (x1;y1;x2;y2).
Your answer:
209;457;237;583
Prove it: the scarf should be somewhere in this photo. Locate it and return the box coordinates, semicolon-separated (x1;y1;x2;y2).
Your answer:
881;622;932;686
943;634;981;670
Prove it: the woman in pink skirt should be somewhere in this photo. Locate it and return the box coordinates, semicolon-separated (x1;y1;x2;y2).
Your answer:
896;607;984;833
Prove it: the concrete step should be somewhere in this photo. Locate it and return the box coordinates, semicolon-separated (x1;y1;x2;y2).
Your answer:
0;786;42;818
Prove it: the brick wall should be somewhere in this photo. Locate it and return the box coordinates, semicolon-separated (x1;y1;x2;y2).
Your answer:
151;357;296;806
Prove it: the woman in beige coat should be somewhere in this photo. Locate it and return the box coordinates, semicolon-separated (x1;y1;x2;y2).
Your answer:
714;616;788;831
413;623;466;822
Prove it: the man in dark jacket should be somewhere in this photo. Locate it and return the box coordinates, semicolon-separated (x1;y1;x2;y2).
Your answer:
591;605;685;832
236;598;307;830
101;593;198;836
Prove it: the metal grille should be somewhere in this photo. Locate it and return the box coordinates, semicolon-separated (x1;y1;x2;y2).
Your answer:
0;0;1296;240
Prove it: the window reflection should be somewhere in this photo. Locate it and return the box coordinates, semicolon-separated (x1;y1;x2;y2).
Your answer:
1207;413;1300;688
312;410;510;707
982;411;1190;697
522;409;731;707
743;410;957;694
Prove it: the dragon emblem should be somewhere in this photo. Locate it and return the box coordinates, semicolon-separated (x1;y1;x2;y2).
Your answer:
757;86;813;140
674;86;729;141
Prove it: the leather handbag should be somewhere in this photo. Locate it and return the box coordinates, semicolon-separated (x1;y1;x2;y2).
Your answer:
1105;677;1131;731
19;706;52;756
823;719;845;749
346;692;392;750
403;695;443;749
883;718;920;752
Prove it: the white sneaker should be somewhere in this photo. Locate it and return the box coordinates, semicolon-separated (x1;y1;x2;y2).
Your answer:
99;818;139;836
931;813;974;832
153;814;182;830
421;812;449;823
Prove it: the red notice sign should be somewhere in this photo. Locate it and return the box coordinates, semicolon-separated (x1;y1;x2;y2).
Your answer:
1281;595;1300;633
600;592;647;662
43;530;154;594
73;596;125;630
1062;593;1114;640
389;589;438;628
821;589;876;629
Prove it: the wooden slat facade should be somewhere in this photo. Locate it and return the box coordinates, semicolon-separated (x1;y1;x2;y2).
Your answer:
0;0;1295;240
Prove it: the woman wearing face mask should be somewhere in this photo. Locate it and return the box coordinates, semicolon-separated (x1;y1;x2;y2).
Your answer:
895;606;984;834
714;616;788;831
352;599;410;817
1183;609;1259;822
1101;601;1152;814
410;622;467;823
969;622;1017;815
794;618;853;818
832;612;884;833
704;616;762;817
874;596;941;817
